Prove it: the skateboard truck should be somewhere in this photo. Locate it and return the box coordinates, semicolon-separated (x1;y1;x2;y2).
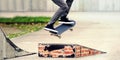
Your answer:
49;31;61;38
50;33;61;38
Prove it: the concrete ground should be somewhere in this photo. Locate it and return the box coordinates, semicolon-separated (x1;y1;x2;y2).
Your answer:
2;12;120;60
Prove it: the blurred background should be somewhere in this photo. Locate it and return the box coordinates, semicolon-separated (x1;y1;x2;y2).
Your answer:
0;0;120;12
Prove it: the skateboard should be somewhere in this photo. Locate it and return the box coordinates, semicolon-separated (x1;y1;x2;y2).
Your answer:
38;43;106;58
50;20;76;38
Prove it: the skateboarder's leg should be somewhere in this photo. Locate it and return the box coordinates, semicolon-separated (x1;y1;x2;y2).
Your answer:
48;0;69;25
45;0;69;32
59;0;74;24
61;0;74;18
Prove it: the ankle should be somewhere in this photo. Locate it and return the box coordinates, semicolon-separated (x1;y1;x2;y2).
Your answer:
61;18;69;21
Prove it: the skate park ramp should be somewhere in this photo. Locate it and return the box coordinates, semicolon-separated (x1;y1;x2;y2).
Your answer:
0;28;36;60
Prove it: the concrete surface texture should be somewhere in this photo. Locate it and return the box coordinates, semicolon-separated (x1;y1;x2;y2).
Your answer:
3;12;120;60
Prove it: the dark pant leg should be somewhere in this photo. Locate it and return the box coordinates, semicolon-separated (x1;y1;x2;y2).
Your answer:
61;0;74;18
48;0;69;25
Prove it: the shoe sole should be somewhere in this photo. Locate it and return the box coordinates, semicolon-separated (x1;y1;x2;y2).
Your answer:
44;28;58;33
59;22;74;24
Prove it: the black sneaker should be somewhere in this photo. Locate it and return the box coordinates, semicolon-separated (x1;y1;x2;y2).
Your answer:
44;25;58;33
59;18;74;24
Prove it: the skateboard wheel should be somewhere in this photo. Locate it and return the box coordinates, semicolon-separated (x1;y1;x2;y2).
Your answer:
70;29;73;31
50;34;53;36
57;35;61;38
51;34;56;36
58;36;61;39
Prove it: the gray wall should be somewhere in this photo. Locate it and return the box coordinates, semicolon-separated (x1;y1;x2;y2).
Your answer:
0;0;120;12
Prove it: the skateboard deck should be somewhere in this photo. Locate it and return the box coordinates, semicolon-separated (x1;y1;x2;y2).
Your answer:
38;43;106;58
50;20;76;38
